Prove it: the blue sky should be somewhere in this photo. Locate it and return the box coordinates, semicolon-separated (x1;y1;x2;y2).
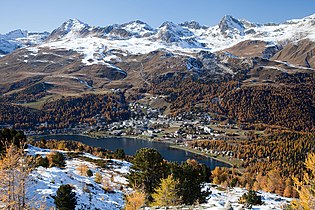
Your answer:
1;0;315;33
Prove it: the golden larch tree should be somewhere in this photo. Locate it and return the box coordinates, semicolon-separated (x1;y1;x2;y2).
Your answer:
151;174;182;207
124;190;145;210
292;153;315;210
0;144;33;209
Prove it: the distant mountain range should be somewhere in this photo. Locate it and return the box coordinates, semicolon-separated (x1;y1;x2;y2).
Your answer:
1;14;315;58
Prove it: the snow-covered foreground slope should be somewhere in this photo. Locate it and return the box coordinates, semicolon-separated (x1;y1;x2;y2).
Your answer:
25;145;292;210
26;145;131;210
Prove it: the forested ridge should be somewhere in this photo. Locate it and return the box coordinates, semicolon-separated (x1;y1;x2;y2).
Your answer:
0;93;130;129
221;84;315;131
149;70;315;131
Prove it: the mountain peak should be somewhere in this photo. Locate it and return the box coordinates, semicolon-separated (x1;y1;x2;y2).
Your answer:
119;20;154;37
179;21;207;30
122;20;150;26
62;18;89;32
159;21;177;29
5;29;28;39
156;21;200;47
47;18;90;41
219;15;245;36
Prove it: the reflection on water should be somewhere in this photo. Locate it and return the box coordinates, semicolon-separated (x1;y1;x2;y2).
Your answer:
38;135;231;170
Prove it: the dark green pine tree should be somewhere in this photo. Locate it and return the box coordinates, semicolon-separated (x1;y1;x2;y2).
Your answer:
239;189;262;205
114;148;125;159
54;184;77;210
128;148;167;201
50;152;66;168
168;160;211;205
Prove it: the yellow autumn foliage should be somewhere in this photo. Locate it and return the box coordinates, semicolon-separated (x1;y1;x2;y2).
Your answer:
292;153;315;210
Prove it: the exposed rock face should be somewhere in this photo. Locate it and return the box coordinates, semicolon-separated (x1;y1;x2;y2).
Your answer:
0;39;17;55
108;28;133;39
0;29;48;55
120;20;155;37
156;21;194;43
1;14;315;97
219;15;245;36
262;44;282;59
3;29;28;39
89;25;115;38
179;21;208;30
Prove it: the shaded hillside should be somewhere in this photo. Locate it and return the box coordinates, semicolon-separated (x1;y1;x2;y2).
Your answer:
272;39;315;68
0;48;127;95
223;40;281;59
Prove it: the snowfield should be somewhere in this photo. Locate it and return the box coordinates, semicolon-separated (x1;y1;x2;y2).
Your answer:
25;145;292;210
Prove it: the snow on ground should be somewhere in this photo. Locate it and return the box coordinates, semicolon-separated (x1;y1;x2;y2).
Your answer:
25;145;293;210
41;35;204;66
26;145;131;210
143;184;292;209
201;184;292;210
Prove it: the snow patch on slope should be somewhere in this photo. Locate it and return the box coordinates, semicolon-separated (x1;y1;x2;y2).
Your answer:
202;185;292;210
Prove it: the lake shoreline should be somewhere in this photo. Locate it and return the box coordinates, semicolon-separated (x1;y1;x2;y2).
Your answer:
31;133;234;169
169;144;234;167
87;133;237;167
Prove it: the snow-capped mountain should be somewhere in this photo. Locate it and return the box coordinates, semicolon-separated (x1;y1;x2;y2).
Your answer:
47;19;156;41
1;29;28;40
0;29;49;56
0;39;17;55
119;20;155;37
219;15;246;37
154;21;205;48
2;14;315;69
39;14;315;66
157;21;195;41
47;18;90;41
